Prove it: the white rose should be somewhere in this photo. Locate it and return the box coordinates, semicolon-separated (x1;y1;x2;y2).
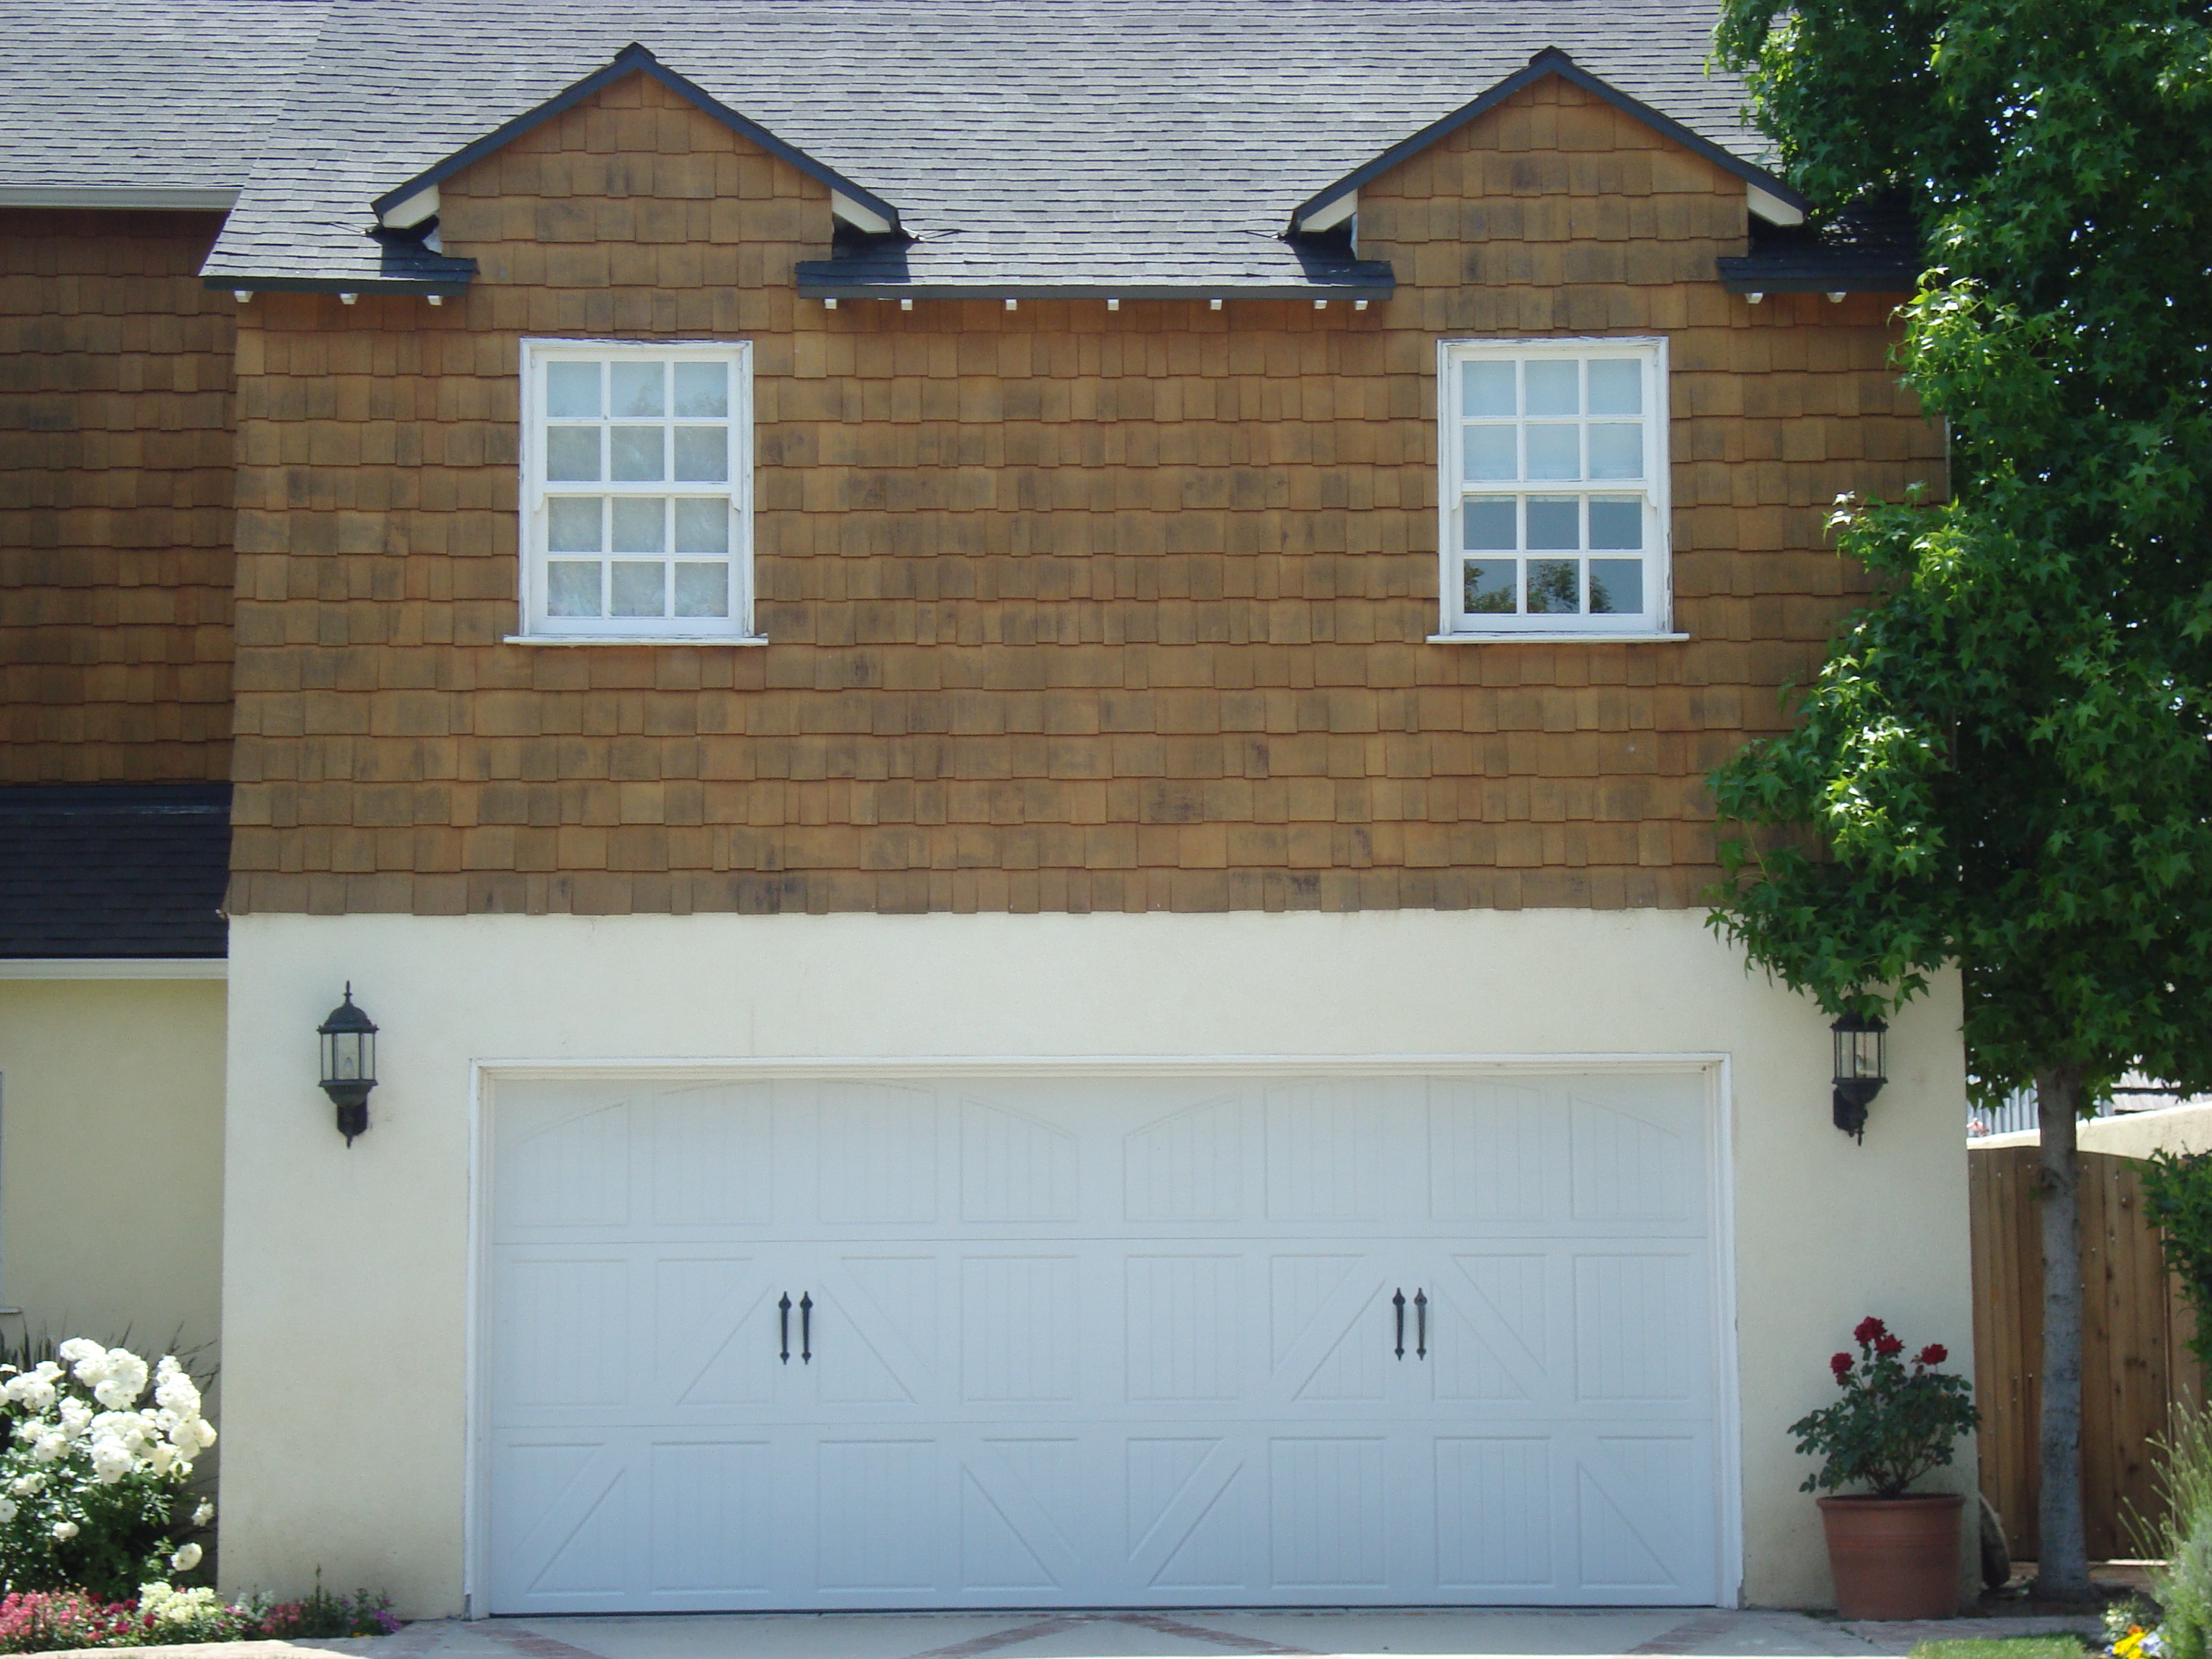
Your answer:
148;1442;176;1475
189;1419;217;1451
6;1376;57;1413
170;1542;203;1572
55;1340;101;1367
89;1437;132;1484
92;1380;137;1411
13;1474;44;1496
0;1499;16;1522
192;1500;215;1527
51;1519;78;1541
58;1398;91;1437
153;1375;201;1418
30;1432;67;1463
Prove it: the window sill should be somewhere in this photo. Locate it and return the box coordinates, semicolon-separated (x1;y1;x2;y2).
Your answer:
1427;631;1691;644
505;633;769;647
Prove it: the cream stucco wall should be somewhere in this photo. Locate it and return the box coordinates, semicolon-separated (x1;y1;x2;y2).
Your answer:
0;976;227;1357
219;910;1972;1615
1978;1101;2212;1160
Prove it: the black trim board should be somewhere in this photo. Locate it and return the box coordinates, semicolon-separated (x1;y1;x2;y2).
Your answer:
369;42;901;229
202;273;476;296
793;277;1399;301
1293;47;1806;226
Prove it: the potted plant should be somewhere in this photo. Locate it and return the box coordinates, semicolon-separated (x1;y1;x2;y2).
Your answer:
1790;1315;1980;1618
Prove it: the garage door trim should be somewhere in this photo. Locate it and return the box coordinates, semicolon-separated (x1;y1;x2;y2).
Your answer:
462;1053;1742;1614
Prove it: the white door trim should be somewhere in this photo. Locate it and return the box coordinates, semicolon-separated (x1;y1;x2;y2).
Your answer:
463;1052;1741;1614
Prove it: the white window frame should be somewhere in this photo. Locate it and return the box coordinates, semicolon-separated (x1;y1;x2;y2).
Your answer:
1433;336;1679;642
514;338;759;644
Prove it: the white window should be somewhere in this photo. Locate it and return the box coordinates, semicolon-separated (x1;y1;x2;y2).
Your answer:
1437;337;1672;638
518;339;755;641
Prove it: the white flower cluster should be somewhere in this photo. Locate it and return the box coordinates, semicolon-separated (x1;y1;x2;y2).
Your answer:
138;1582;222;1625
0;1343;217;1487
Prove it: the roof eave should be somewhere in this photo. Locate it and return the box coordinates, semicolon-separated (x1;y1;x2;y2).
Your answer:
367;42;902;233
1714;256;1920;294
1293;46;1808;228
792;273;1400;302
201;271;476;297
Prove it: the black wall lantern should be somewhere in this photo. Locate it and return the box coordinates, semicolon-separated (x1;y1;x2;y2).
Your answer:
318;984;379;1145
1831;1010;1888;1142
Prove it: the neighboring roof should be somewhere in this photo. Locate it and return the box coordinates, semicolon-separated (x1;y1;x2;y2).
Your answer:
1716;195;1923;294
0;0;325;209
59;0;1780;297
0;786;232;960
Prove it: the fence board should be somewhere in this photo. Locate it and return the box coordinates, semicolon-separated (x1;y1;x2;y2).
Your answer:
1969;1145;2205;1560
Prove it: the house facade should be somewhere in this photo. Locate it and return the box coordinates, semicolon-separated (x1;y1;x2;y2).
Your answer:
1;0;1970;1618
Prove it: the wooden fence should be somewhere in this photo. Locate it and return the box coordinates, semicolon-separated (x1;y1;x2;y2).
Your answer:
1970;1145;2203;1560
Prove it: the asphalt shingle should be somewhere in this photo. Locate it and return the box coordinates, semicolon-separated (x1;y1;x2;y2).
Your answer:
0;786;231;960
0;0;1779;292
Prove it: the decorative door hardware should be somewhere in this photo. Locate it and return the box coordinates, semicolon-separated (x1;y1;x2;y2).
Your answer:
1392;1288;1406;1359
778;1292;791;1364
800;1292;814;1364
1413;1288;1427;1359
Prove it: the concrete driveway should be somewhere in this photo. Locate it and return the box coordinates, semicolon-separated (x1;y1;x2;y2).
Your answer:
289;1606;2103;1659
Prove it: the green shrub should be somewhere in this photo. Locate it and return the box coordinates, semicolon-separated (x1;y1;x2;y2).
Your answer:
2148;1411;2212;1659
0;1341;216;1599
2143;1152;2212;1372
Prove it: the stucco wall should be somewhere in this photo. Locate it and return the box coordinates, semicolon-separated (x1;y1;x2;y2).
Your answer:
0;976;227;1354
219;910;1971;1613
1978;1102;2212;1160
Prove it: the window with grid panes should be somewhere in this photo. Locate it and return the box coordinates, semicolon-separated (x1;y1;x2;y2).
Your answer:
519;340;753;639
1438;338;1669;637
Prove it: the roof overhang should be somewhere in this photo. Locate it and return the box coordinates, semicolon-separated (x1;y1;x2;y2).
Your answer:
368;41;902;235
1292;46;1807;230
791;276;1399;302
1714;256;1919;295
0;185;238;210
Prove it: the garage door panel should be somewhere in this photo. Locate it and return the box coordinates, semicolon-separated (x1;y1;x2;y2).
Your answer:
485;1069;1725;1611
1125;1435;1247;1591
1267;1254;1390;1403
1573;1431;1712;1596
1125;1254;1241;1403
817;1083;941;1226
1124;1092;1246;1223
961;1254;1080;1403
817;1438;943;1592
648;1440;775;1594
1267;1436;1389;1589
649;1256;783;1408
1572;1252;1704;1403
958;1438;1087;1593
490;1437;631;1605
822;1254;941;1405
1434;1434;1557;1593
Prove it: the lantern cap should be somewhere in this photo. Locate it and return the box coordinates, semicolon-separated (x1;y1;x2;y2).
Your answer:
1831;1009;1887;1033
318;983;377;1037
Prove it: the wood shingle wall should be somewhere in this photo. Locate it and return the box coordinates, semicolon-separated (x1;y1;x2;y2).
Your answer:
223;73;1943;917
1;210;236;783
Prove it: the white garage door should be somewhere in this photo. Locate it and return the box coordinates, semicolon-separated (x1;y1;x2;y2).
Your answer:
482;1070;1722;1612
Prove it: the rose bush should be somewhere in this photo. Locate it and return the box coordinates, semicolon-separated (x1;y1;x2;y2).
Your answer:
1789;1316;1978;1497
0;1582;398;1652
0;1341;216;1599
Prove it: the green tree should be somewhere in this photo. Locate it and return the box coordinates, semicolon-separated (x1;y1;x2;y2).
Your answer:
1708;0;2212;1600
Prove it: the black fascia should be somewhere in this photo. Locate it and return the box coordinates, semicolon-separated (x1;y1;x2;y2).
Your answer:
793;271;1398;302
368;42;902;232
1713;255;1920;293
1291;47;1808;228
201;272;478;295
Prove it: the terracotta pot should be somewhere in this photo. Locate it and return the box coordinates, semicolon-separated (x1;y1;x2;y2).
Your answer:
1818;1493;1966;1619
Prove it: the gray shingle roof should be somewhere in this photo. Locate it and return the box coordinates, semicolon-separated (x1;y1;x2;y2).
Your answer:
0;0;326;205
4;0;1784;292
0;786;231;960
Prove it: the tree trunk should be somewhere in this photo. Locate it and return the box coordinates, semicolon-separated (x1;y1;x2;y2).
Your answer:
2034;1064;2090;1600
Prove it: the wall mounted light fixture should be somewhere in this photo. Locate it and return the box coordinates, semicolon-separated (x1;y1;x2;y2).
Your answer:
318;985;379;1145
1831;1011;1888;1142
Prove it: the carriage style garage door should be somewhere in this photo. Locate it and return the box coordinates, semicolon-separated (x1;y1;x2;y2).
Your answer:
482;1069;1723;1612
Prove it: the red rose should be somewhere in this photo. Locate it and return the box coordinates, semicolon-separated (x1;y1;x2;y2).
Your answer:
1917;1343;1948;1366
1854;1315;1888;1346
1830;1352;1853;1380
1875;1333;1905;1356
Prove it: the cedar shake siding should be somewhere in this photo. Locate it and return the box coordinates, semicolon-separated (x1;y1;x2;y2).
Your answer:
1;210;238;783
222;72;1942;918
